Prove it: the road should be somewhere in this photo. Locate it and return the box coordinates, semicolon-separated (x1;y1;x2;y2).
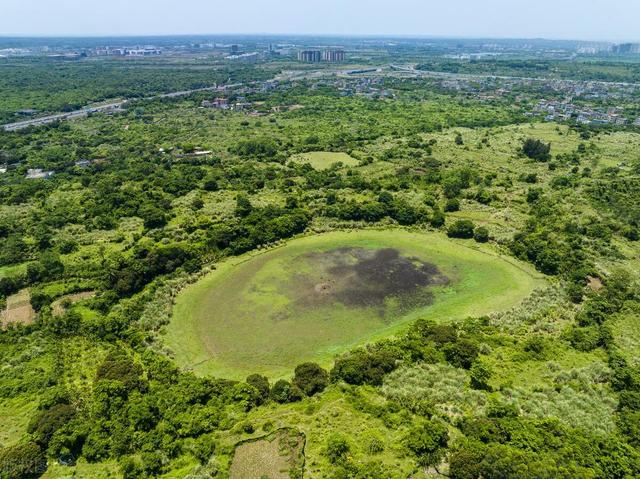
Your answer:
2;84;239;132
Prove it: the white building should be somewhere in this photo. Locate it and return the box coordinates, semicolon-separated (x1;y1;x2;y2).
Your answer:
26;168;54;179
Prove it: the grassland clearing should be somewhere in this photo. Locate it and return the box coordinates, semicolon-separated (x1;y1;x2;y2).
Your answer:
1;289;35;328
289;151;360;170
167;230;545;379
51;291;96;317
229;429;305;479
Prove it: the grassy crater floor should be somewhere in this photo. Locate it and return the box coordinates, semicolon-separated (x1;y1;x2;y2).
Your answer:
166;230;545;379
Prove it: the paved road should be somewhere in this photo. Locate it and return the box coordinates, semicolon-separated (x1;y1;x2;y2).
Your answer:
2;84;241;132
388;63;640;88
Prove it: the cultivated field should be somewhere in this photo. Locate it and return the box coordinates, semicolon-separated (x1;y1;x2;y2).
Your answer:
167;230;545;379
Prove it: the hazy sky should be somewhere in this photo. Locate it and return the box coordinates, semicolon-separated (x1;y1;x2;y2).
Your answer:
1;0;638;41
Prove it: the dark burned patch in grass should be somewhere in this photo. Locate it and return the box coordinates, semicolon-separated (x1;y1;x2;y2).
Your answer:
295;247;449;314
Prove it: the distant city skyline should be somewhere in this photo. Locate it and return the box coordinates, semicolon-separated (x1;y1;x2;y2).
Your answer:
1;0;639;42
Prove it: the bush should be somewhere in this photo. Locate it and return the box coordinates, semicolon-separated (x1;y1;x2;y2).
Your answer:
430;208;446;228
470;361;492;391
523;336;547;358
234;194;253;217
474;226;489;243
0;442;47;479
270;380;303;403
293;362;329;397
522;138;551;162
566;326;602;352
366;435;385;454
622;226;639;241
27;403;76;446
325;434;350;464
475;189;492;205
95;352;144;392
444;339;479;369
404;419;449;468
447;220;475;239
410;320;457;344
331;349;398;386
444;198;460;212
246;374;270;404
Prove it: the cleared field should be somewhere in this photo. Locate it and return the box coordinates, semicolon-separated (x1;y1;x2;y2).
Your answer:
289;151;359;170
0;262;28;279
167;230;545;379
229;429;305;479
51;291;96;317
1;289;35;328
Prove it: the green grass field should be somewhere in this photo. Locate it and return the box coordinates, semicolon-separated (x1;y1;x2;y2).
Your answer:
289;151;360;170
166;230;545;380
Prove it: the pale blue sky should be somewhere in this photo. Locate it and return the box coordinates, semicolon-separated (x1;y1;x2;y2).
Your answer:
1;0;638;41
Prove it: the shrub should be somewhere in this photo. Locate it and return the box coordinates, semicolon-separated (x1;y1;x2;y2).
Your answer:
430;208;446;228
566;326;602;352
470;361;492;391
95;352;144;392
325;434;350;464
366;435;385;454
0;442;47;479
404;419;449;468
293;362;329;397
523;336;547;359
270;380;303;403
444;340;479;369
622;226;639;241
246;374;270;404
447;220;475;239
234;194;253;217
444;198;460;212
474;226;489;243
410;320;457;344
331;349;398;386
382;363;486;417
27;403;76;446
522;138;551;162
475;189;492;205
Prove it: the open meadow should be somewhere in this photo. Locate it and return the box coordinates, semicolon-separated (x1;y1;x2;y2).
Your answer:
167;230;545;379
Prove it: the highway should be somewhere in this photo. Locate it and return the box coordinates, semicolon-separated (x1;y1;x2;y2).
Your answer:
2;84;237;132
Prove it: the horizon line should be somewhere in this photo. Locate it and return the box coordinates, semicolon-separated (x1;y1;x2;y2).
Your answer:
0;33;635;44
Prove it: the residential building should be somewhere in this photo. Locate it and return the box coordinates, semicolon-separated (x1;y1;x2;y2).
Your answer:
26;169;54;179
612;43;640;55
202;98;229;109
225;52;259;62
323;49;345;62
127;48;162;56
298;50;322;63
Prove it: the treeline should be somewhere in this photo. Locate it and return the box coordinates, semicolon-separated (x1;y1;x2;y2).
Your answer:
0;58;265;121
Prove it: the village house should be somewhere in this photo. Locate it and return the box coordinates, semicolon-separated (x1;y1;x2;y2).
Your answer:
25;168;54;179
201;98;229;109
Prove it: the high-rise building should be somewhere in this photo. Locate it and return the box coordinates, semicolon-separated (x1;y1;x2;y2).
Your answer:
323;49;345;62
612;43;640;55
298;50;322;63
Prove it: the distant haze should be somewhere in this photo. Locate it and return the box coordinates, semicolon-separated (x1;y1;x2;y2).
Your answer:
1;0;639;41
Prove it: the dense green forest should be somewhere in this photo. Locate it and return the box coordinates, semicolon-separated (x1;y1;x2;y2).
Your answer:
1;49;640;479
